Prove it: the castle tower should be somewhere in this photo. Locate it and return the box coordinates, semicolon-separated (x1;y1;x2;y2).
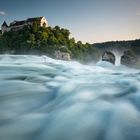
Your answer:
1;21;8;34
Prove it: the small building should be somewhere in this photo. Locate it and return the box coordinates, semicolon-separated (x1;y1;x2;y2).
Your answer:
1;21;9;34
1;16;48;34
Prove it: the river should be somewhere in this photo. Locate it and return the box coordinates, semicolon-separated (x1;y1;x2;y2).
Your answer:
0;55;140;140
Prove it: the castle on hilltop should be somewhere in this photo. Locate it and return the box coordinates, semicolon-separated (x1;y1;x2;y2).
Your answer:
1;16;48;34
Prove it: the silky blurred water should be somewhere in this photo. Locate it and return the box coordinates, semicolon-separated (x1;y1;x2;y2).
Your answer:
0;55;140;140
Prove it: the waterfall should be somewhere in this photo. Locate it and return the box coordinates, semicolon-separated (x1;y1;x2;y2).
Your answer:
115;54;121;66
0;55;139;140
113;52;123;66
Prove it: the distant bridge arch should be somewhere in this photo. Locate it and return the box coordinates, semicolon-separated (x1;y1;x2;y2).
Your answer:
102;50;125;65
95;43;131;65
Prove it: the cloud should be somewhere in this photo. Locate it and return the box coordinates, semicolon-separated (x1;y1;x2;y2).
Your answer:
0;11;6;16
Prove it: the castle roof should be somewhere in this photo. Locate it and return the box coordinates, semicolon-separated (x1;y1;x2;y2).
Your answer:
1;16;47;30
26;17;43;22
9;17;44;27
10;20;26;27
2;21;8;27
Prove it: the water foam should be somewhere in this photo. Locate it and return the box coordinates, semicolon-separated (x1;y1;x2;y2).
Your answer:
0;55;140;140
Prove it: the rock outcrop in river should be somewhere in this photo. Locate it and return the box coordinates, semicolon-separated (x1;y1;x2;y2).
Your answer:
121;50;140;68
54;51;71;61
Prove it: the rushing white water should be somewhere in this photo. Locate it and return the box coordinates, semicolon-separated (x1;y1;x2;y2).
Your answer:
114;54;122;66
113;51;123;66
0;55;140;140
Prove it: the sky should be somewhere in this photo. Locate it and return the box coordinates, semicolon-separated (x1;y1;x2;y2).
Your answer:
0;0;140;43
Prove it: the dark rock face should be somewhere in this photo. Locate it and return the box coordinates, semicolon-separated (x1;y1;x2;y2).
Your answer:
102;51;115;64
54;51;71;61
121;50;139;68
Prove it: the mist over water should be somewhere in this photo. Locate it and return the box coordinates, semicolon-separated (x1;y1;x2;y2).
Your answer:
0;55;140;140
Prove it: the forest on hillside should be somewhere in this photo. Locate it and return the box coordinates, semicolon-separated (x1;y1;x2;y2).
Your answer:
0;22;140;67
0;24;99;63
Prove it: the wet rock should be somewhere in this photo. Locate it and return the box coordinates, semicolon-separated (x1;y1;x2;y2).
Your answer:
54;51;71;61
102;51;115;64
121;50;140;68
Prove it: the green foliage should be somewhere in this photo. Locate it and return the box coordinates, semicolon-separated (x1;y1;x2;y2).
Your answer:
0;25;99;62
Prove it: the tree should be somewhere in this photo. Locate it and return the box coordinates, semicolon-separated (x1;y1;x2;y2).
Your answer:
27;34;36;48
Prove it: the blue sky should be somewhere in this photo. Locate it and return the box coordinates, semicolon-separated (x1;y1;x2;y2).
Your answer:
0;0;140;43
